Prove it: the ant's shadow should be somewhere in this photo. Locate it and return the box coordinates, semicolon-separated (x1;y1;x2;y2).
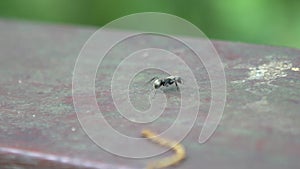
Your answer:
161;86;181;94
149;86;182;100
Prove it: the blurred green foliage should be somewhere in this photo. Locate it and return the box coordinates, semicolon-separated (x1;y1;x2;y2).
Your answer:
0;0;299;48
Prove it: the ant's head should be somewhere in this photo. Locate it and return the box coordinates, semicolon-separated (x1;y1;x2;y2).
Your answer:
153;79;162;89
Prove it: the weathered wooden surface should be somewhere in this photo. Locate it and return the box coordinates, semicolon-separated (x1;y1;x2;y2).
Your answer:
0;19;300;169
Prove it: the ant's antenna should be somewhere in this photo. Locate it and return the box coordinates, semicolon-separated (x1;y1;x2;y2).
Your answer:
146;76;159;85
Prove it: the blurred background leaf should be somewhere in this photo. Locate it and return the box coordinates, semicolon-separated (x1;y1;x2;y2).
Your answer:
0;0;299;48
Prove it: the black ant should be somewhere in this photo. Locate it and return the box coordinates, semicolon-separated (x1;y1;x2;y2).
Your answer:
148;75;183;91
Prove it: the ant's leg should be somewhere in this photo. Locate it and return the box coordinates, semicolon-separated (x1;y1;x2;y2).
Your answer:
149;89;156;100
153;89;157;98
175;82;179;91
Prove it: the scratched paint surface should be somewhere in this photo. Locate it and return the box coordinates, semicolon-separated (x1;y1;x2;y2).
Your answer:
0;19;300;169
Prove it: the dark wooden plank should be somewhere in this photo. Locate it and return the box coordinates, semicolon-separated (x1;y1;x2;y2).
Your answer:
0;19;300;169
